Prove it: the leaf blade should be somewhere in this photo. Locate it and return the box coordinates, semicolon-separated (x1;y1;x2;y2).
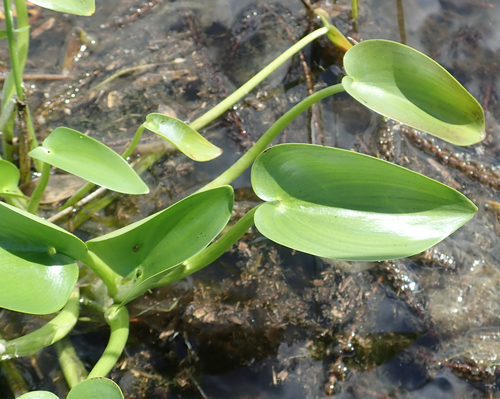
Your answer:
28;0;95;15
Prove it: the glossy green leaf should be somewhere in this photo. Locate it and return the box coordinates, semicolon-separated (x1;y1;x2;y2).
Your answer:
342;40;485;145
251;144;476;261
67;378;123;399
0;202;86;314
0;160;24;198
28;0;95;15
87;186;234;303
29;127;148;195
17;392;59;399
144;113;222;161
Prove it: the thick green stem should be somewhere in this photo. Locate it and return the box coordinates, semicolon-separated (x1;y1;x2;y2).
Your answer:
81;251;122;299
88;305;129;378
3;0;24;101
155;207;258;287
189;27;329;131
0;289;80;360
200;83;345;192
27;162;51;214
351;0;358;21
55;337;87;389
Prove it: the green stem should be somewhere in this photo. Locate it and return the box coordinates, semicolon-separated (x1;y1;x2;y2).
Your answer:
3;0;24;101
0;289;80;360
55;337;87;389
352;0;358;21
121;124;145;159
189;26;329;131
27;162;51;214
25;104;42;172
81;251;122;299
200;83;345;191
155;206;258;287
88;305;129;378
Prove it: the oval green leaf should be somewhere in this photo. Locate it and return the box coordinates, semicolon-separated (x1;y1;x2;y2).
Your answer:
28;0;95;15
68;378;123;399
251;144;477;261
87;186;234;304
0;202;85;314
17;392;59;399
144;113;222;161
29;127;148;195
342;40;485;145
0;160;24;198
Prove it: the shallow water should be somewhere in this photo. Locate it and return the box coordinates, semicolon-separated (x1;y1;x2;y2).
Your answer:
2;0;500;398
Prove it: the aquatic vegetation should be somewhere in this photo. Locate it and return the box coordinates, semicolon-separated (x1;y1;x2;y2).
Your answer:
0;1;486;398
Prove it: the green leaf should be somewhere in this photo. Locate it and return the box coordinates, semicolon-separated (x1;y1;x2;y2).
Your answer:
86;186;234;304
17;392;59;399
29;127;149;195
28;0;95;15
342;40;485;145
143;113;222;161
67;378;123;399
0;160;24;198
0;202;86;314
251;144;477;261
0;30;6;40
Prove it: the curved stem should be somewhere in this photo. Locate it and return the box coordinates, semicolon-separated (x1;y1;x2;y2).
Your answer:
88;305;129;378
81;251;121;299
55;337;87;389
189;27;329;131
27;162;51;214
0;288;80;360
199;83;345;192
120;124;145;159
154;206;258;287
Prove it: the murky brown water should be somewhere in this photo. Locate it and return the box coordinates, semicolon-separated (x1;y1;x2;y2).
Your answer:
2;0;500;398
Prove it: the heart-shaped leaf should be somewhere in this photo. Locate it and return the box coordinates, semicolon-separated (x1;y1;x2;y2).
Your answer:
251;144;476;261
0;160;24;198
28;0;95;15
0;202;86;314
29;127;148;195
17;392;59;399
86;186;234;303
144;113;222;161
67;378;123;399
342;40;485;145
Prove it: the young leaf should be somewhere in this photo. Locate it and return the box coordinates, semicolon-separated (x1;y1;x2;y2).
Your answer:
67;378;123;399
143;113;222;161
251;144;477;261
28;0;95;16
0;202;86;314
86;186;234;304
342;40;485;145
0;160;25;198
29;127;149;195
17;392;59;399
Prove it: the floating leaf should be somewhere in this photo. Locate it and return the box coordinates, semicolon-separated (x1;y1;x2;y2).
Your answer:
29;127;148;195
143;113;222;161
251;144;476;261
86;186;234;304
17;392;59;399
0;202;86;314
28;0;95;15
67;378;123;399
0;160;24;198
342;40;485;145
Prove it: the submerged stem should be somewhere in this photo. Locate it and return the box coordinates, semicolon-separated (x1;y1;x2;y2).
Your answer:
55;337;87;389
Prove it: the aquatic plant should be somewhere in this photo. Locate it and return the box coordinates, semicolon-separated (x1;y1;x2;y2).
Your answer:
0;1;485;398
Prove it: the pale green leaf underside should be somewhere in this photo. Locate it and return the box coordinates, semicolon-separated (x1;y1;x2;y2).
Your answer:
28;0;95;15
342;40;485;146
17;392;59;399
144;113;222;161
68;378;124;399
29;127;148;195
251;144;476;261
0;160;24;198
87;186;234;304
